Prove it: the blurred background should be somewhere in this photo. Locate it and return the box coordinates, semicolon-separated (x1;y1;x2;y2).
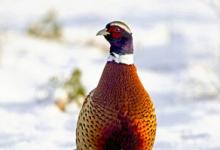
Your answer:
0;0;220;149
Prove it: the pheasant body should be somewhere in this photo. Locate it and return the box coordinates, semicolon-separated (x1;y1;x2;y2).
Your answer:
76;21;156;150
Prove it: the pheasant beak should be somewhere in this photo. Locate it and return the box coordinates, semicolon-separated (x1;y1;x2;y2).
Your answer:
96;28;110;36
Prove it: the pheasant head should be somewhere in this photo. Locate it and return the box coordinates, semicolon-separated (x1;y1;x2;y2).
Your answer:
97;21;133;55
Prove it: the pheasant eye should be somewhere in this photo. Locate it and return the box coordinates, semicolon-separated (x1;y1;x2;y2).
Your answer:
115;27;120;32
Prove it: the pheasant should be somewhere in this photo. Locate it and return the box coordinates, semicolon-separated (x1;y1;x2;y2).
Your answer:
76;21;156;150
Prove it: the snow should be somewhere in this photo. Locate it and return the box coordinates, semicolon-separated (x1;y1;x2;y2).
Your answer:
0;0;220;150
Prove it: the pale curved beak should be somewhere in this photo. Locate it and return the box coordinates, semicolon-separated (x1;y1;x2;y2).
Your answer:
96;28;110;36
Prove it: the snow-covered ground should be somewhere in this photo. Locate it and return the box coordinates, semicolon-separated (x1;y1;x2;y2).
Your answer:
0;0;220;149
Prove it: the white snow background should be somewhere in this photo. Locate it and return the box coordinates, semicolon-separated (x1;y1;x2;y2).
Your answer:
0;0;220;150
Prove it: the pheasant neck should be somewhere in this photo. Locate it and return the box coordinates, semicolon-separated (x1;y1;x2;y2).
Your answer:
93;62;148;109
109;36;134;55
107;52;134;65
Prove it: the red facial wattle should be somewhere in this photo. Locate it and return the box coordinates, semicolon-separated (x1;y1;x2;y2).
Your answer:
108;26;123;39
111;32;122;39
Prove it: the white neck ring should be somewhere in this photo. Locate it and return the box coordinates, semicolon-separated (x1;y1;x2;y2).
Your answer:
107;52;134;65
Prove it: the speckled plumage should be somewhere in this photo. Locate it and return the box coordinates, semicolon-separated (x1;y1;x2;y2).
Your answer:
76;62;156;150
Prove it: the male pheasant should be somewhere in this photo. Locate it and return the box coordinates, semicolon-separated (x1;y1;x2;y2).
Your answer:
76;21;157;150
